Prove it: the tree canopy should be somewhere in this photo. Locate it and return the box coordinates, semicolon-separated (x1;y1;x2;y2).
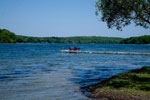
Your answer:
96;0;150;30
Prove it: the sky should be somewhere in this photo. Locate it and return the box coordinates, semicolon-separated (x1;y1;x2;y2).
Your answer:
0;0;149;38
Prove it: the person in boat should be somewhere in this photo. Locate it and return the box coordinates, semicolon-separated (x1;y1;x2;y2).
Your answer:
73;47;78;51
69;47;80;51
69;47;73;51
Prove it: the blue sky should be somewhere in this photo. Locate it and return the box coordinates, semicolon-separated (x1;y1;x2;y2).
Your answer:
0;0;149;37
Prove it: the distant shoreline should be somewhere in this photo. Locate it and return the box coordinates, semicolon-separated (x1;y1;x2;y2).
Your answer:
0;29;150;44
0;43;150;45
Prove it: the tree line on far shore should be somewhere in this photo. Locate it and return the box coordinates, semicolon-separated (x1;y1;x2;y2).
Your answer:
120;35;150;44
0;29;150;44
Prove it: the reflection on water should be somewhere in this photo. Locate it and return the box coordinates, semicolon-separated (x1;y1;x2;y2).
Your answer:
0;44;150;100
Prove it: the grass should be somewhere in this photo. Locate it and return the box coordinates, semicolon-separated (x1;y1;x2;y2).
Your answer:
87;66;150;100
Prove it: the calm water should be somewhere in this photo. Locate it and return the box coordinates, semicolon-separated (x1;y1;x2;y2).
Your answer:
0;44;150;100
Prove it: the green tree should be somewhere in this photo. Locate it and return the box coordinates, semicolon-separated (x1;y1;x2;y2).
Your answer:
96;0;150;30
0;29;16;43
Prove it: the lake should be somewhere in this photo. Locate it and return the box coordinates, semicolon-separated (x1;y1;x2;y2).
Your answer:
0;44;150;100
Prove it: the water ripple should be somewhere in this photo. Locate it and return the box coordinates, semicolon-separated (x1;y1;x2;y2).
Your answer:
0;44;150;100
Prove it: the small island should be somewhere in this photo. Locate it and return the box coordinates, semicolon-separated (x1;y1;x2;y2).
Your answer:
87;66;150;100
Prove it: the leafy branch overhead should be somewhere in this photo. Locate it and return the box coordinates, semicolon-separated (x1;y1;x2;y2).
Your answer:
96;0;150;30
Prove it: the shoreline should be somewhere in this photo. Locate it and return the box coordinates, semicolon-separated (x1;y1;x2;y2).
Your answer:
86;66;150;100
